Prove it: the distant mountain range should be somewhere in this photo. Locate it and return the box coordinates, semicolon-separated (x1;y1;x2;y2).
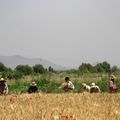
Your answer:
0;55;66;71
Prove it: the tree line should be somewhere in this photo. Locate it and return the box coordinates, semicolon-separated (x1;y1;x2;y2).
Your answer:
0;63;55;79
0;61;119;80
78;61;119;74
65;61;119;75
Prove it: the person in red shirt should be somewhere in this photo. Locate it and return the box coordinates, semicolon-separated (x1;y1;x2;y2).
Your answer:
109;74;117;93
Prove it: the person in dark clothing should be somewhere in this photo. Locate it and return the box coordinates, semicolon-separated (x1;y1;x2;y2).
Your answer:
0;78;9;95
28;82;38;93
0;82;6;94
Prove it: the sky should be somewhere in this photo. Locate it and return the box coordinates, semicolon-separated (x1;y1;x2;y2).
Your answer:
0;0;120;68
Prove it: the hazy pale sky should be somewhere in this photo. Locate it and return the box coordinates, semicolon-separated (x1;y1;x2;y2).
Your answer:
0;0;120;68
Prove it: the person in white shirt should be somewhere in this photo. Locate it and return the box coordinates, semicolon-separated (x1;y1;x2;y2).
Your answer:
59;77;74;92
90;83;101;93
81;83;91;92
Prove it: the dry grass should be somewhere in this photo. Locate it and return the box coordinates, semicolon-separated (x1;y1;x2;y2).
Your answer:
0;93;120;120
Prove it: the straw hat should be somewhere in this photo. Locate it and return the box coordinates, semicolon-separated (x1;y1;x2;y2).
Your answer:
110;74;116;80
0;78;6;82
31;82;37;86
91;83;95;86
82;83;87;87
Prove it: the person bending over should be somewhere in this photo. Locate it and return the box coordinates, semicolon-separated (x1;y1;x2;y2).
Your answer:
59;77;74;92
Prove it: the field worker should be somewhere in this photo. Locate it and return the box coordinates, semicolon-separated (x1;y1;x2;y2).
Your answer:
81;83;91;92
28;82;39;93
109;74;117;93
59;77;74;92
90;83;101;93
0;78;9;95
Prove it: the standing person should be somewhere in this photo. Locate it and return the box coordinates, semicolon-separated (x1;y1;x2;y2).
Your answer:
90;83;101;93
28;82;39;93
59;77;75;92
0;78;9;95
109;74;117;93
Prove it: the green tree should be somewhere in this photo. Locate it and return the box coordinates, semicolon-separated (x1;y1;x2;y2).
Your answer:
79;63;95;73
94;63;105;73
111;66;119;73
33;64;46;74
79;63;90;73
102;61;111;73
1;68;14;79
13;70;23;79
0;62;7;72
15;65;33;75
48;66;55;72
94;61;110;73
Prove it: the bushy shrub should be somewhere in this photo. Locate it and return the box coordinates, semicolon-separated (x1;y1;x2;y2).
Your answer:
13;70;23;79
79;61;111;74
15;65;33;75
0;62;7;72
33;64;46;74
1;68;14;79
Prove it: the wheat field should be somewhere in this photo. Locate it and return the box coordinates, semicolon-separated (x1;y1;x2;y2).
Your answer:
0;93;120;120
